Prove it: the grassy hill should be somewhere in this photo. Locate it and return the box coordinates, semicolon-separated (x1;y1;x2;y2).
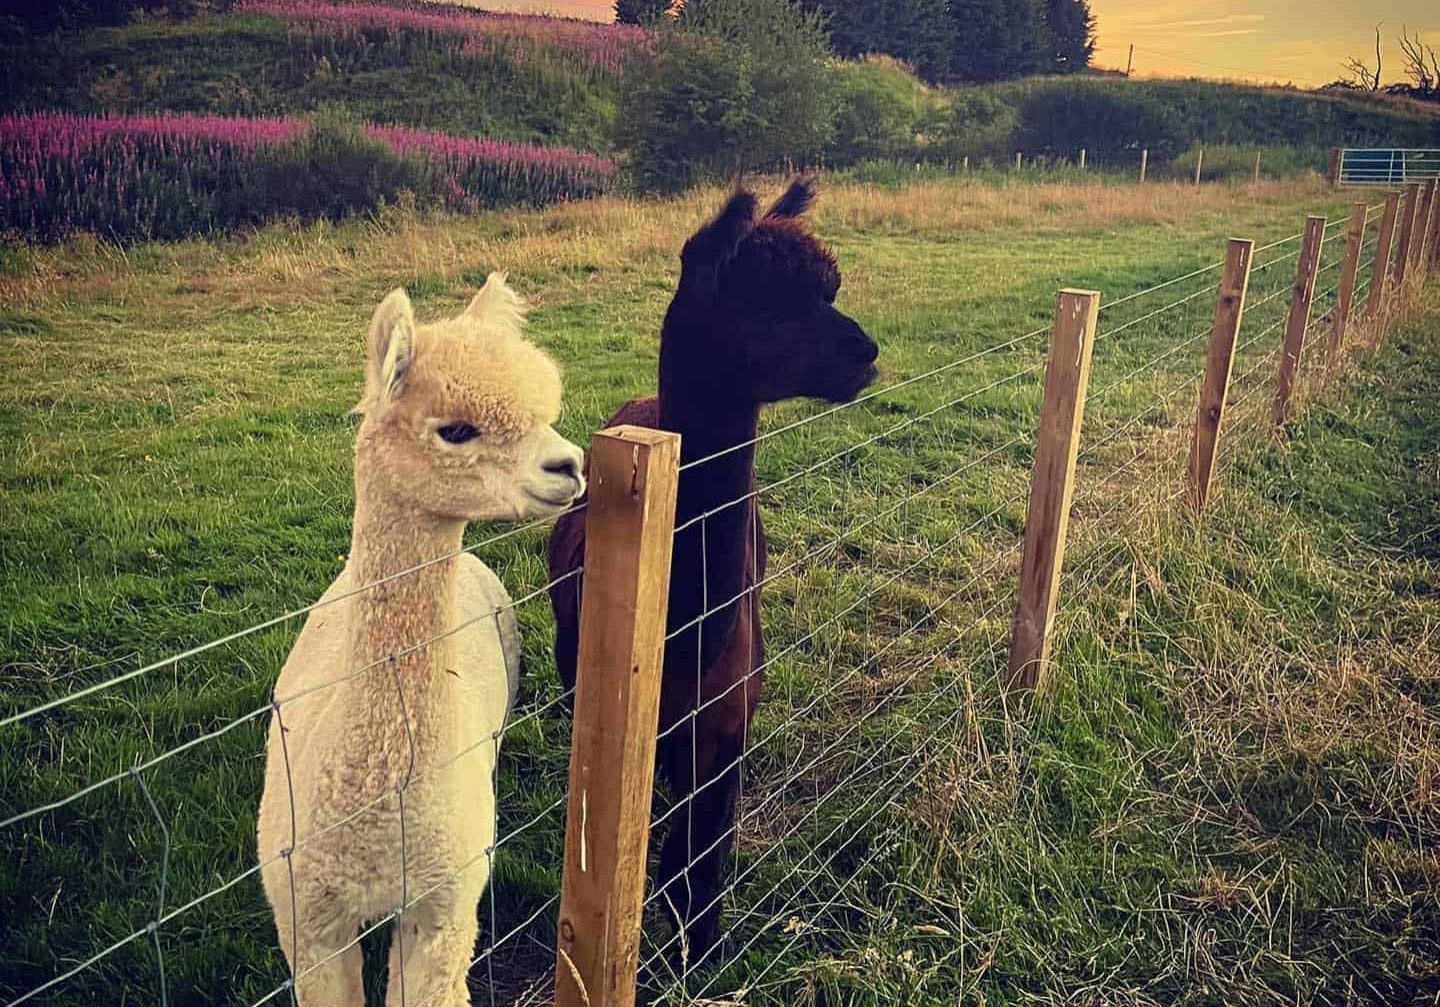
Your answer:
0;4;636;151
996;75;1440;150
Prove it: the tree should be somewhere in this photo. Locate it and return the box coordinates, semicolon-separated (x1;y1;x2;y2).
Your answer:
614;0;672;25
0;0;225;30
1044;0;1095;74
1340;23;1384;91
1397;24;1439;96
615;0;836;193
947;0;1047;82
799;0;954;82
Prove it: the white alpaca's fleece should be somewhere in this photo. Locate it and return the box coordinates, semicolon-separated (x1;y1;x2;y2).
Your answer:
257;273;581;1007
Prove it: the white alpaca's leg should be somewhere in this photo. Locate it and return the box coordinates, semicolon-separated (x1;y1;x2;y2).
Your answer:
385;884;480;1007
263;863;362;1006
283;887;364;1007
294;937;364;1007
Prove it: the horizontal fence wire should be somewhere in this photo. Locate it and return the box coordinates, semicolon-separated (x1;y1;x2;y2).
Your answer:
1;569;580;833
6;201;1403;1007
0;505;589;733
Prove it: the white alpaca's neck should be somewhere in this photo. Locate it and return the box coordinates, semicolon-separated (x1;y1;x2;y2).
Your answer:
347;475;466;746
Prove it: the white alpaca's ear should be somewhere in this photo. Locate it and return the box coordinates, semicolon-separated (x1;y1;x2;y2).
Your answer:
463;271;528;335
354;288;415;415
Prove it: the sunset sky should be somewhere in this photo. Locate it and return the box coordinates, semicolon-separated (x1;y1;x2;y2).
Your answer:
473;0;1437;89
1089;1;1439;87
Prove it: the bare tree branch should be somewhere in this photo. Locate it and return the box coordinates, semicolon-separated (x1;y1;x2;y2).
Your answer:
1397;24;1438;93
1339;22;1384;91
1375;23;1383;88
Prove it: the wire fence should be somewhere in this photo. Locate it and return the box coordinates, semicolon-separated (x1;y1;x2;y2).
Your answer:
2;191;1427;1007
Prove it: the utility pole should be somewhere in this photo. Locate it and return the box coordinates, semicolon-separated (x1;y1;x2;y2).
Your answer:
1126;43;1134;77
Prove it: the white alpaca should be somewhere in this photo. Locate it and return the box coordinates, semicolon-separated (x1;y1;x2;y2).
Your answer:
257;274;584;1007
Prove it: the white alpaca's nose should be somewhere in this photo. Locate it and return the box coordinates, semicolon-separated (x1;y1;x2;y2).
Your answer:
538;435;585;501
542;454;581;483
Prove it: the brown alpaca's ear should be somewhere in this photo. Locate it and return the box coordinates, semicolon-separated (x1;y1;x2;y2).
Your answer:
764;174;818;219
676;187;757;303
352;288;416;417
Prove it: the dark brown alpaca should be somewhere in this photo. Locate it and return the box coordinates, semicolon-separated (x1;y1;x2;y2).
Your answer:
547;178;878;960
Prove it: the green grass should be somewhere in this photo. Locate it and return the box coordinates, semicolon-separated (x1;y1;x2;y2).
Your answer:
1;176;1436;1005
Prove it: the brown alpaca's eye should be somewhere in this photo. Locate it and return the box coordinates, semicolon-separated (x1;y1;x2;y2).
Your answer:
437;422;479;444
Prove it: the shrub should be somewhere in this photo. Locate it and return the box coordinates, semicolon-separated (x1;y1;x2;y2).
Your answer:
615;0;836;193
1169;143;1327;183
1014;84;1181;159
826;59;925;164
930;87;1018;163
990;77;1440;155
251;111;433;222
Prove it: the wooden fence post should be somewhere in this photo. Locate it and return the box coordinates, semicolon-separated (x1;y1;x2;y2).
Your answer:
1428;179;1440;274
1328;147;1343;187
1186;239;1254;514
1079;147;1086;170
1007;289;1101;694
1139;148;1148;183
1328;202;1369;360
1272;216;1327;428
1395;182;1421;286
1253;150;1262;185
1016;151;1023;172
1365;192;1401;318
554;426;681;1007
1194;148;1204;187
1416;178;1438;274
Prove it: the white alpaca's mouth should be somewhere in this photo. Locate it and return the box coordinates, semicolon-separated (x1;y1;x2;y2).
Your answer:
525;488;580;510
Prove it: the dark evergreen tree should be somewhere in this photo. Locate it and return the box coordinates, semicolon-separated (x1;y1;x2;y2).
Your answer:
1044;0;1095;73
947;0;1047;82
0;0;215;30
614;0;672;25
800;0;954;82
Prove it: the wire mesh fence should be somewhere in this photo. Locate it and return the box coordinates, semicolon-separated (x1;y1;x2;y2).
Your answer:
2;191;1426;1007
1;516;582;1007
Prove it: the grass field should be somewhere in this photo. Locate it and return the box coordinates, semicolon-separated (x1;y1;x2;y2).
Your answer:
3;174;1438;1005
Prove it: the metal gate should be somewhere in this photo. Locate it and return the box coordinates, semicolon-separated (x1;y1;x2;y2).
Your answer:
1335;148;1440;186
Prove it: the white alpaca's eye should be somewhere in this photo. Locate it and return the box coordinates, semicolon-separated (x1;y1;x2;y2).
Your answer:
437;422;479;444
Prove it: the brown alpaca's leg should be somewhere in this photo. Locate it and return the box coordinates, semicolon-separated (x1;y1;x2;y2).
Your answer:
655;712;744;968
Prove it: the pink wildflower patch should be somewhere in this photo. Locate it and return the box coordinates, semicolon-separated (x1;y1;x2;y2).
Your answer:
1;110;615;242
238;0;649;73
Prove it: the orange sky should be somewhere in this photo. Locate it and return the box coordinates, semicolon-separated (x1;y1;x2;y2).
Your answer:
1090;1;1438;87
468;0;1436;89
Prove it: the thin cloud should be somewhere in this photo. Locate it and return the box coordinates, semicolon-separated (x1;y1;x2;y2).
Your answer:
1132;14;1266;31
1188;28;1265;38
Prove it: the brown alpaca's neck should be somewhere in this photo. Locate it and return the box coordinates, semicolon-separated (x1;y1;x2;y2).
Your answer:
348;473;465;714
657;361;762;673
